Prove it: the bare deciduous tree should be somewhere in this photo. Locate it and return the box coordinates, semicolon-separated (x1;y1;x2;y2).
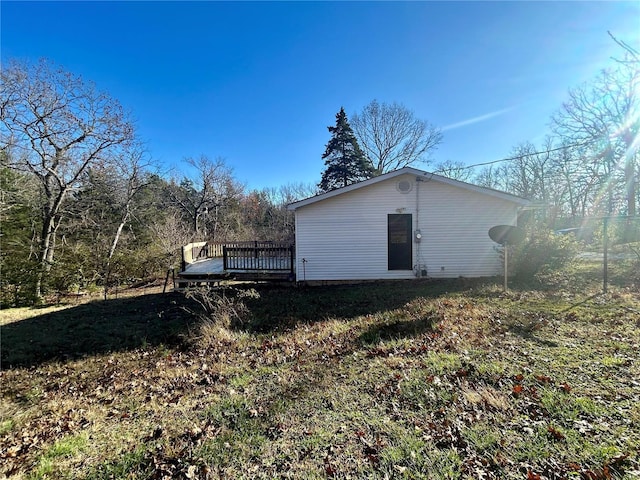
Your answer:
148;209;193;269
167;156;241;240
552;59;639;216
609;31;639;66
434;160;473;182
97;144;155;298
351;100;443;175
103;147;152;254
0;59;135;299
248;182;318;241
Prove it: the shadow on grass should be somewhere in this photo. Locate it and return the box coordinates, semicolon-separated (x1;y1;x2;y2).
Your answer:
560;294;600;313
241;279;479;333
1;292;199;369
358;316;437;346
505;325;560;348
2;278;495;369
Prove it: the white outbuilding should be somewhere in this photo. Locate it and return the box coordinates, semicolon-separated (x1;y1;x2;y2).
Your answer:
287;167;530;282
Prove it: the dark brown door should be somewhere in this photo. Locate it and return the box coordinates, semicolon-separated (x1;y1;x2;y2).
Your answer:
388;214;412;270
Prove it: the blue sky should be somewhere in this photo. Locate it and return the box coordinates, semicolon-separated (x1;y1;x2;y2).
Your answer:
2;1;639;191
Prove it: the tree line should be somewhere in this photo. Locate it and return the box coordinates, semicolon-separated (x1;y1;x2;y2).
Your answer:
2;34;638;305
0;59;317;304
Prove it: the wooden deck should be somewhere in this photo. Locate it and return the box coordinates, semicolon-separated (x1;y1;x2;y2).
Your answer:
176;241;295;288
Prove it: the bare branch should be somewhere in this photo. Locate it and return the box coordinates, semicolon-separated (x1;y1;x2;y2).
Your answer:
0;58;135;298
352;100;442;174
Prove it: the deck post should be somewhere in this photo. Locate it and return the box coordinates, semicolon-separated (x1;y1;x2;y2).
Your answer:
163;268;171;293
290;244;295;276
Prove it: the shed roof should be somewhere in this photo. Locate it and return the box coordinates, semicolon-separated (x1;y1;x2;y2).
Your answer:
288;167;531;210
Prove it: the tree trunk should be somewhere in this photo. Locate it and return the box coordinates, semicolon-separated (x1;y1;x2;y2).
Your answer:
34;180;67;300
104;208;131;300
108;217;128;261
35;210;57;300
193;211;200;240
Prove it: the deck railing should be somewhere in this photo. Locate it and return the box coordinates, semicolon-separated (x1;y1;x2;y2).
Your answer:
182;241;295;275
182;241;207;270
190;242;224;260
223;242;295;274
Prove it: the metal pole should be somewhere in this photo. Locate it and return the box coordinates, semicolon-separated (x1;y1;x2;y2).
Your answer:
603;217;609;294
504;244;508;292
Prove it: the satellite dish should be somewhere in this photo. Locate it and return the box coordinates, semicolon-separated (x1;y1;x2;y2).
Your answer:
488;225;525;292
489;225;525;246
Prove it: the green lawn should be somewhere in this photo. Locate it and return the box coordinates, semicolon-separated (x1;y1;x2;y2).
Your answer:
1;272;639;479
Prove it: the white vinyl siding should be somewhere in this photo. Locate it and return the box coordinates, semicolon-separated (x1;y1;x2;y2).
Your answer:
294;173;521;281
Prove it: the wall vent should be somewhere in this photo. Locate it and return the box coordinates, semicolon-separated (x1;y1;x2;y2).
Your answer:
396;180;413;193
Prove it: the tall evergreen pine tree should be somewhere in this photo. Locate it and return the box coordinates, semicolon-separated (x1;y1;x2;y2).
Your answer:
319;107;374;192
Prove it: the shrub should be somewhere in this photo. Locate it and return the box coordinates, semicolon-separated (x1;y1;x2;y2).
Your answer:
184;287;260;347
512;230;579;283
0;258;39;307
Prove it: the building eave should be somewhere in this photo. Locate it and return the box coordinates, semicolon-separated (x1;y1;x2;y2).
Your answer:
287;167;531;210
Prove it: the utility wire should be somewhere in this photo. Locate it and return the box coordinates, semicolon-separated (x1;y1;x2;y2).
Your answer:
432;139;597;174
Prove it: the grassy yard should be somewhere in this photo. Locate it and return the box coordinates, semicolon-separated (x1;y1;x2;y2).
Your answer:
1;269;639;479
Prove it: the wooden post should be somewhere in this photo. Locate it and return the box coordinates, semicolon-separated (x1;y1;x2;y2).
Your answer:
163;268;171;294
290;244;295;277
